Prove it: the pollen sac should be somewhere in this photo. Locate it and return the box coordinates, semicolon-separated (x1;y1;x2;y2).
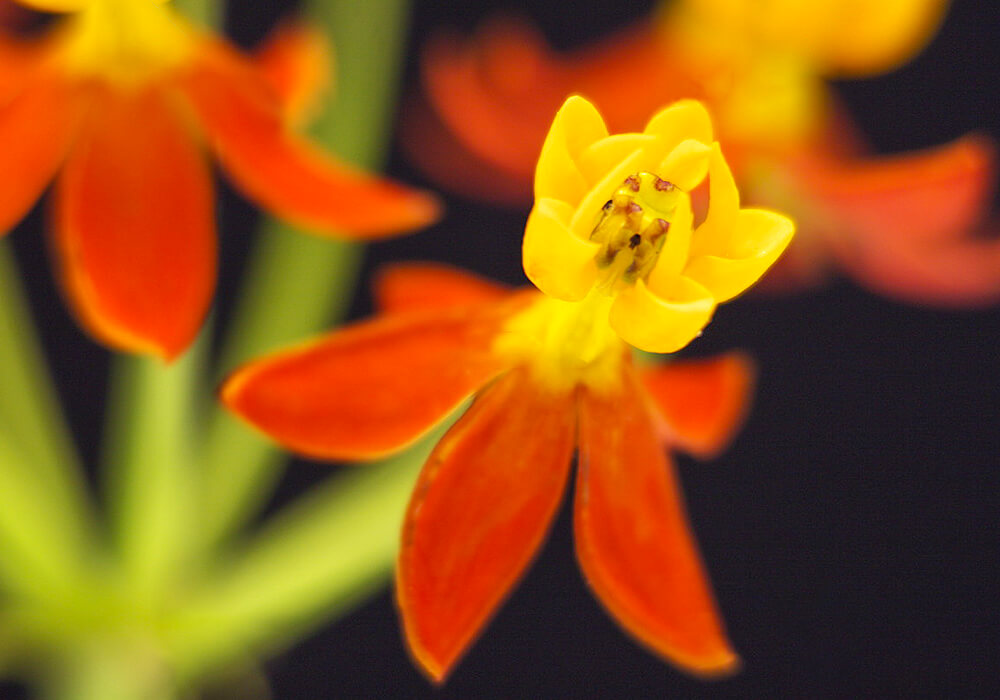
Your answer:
590;173;681;286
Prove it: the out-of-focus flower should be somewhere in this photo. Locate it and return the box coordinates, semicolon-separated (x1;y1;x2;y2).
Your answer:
0;0;439;358
221;99;792;681
403;0;1000;307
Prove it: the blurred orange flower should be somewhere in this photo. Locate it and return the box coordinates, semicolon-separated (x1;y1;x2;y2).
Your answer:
222;98;791;681
0;0;439;358
403;0;1000;307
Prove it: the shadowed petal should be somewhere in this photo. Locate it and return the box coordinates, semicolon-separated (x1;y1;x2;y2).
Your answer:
251;19;332;127
523;197;600;301
374;262;510;315
398;368;576;682
576;372;738;675
180;40;440;237
52;87;215;359
0;70;85;235
610;277;716;354
221;307;520;460
638;353;755;458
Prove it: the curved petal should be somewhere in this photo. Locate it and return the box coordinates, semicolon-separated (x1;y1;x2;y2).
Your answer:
52;87;215;359
221;307;518;461
576;371;739;675
523;197;600;301
250;19;332;127
609;277;716;354
374;263;511;315
638;352;755;458
684;209;795;302
0;71;85;235
179;39;440;238
398;368;576;682
569;146;649;238
576;133;655;184
534;95;608;203
690;144;739;257
643;99;713;152
657;138;712;192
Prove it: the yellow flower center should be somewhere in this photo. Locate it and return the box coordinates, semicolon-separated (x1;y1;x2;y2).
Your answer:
493;291;626;395
58;0;193;85
590;172;687;291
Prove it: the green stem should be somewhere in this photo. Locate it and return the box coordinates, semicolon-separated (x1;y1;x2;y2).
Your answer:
172;0;223;28
200;0;413;546
103;348;203;601
0;242;95;590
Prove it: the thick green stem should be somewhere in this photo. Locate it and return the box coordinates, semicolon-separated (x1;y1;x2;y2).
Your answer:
0;243;94;593
103;348;203;601
200;0;413;546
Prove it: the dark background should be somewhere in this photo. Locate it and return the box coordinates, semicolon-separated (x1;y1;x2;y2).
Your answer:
7;0;1000;697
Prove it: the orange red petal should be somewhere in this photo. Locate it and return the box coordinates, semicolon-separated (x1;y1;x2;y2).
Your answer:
397;368;577;682
373;262;511;315
575;371;738;676
251;18;331;126
180;39;440;238
51;87;215;359
0;70;84;235
221;307;517;461
638;353;755;459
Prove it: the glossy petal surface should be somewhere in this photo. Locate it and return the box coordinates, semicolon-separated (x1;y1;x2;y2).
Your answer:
639;353;754;458
374;263;510;315
222;308;514;460
398;369;576;682
576;372;738;675
181;40;440;237
52;88;215;359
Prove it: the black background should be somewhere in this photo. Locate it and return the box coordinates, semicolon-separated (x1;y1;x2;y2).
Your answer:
6;0;1000;697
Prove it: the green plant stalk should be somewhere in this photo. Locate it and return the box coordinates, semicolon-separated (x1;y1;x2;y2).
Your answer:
201;0;413;545
103;348;203;602
172;0;222;28
0;243;95;590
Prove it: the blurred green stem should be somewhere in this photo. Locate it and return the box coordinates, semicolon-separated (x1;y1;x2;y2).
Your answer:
172;0;222;28
200;0;413;546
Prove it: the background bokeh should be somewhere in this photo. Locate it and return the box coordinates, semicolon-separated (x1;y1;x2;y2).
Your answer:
5;0;1000;696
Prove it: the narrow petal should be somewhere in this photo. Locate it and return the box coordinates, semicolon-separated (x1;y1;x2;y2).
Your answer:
251;19;332;126
0;71;84;235
534;95;608;203
657;139;712;193
221;307;518;460
576;372;738;675
179;39;440;238
643;99;713;152
690;144;739;258
52;87;215;359
398;368;576;682
576;133;655;184
638;353;755;458
523;197;600;301
609;277;716;354
684;209;796;302
374;263;510;315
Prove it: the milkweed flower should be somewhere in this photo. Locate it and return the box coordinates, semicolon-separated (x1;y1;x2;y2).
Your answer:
403;0;1000;307
221;98;793;680
0;0;440;358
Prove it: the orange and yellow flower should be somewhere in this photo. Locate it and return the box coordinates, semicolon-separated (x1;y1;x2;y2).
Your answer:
221;98;793;680
0;0;439;358
403;0;1000;307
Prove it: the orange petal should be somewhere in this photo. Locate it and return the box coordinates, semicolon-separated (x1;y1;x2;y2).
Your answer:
221;307;519;461
638;353;755;458
0;70;84;235
800;135;995;245
398;368;576;682
180;39;440;238
251;18;331;127
52;87;215;359
575;371;738;676
374;262;510;315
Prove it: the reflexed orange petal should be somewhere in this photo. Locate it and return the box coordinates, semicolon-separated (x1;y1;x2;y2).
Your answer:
374;263;510;315
180;39;440;238
801;135;995;245
52;87;215;359
251;18;331;126
221;307;519;460
398;368;576;682
638;353;755;458
576;372;738;675
0;71;84;235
